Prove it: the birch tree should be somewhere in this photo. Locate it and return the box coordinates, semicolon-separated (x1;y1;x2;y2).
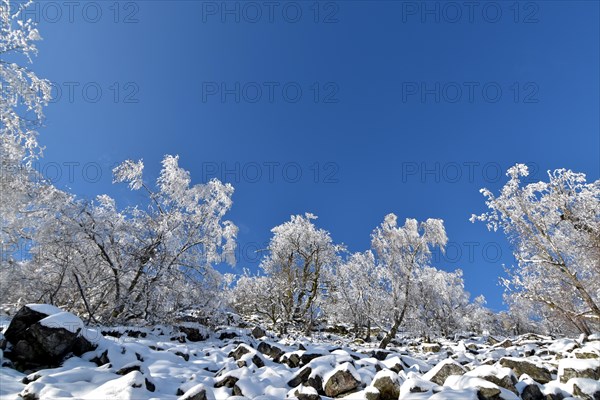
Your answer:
472;164;600;335
371;214;447;349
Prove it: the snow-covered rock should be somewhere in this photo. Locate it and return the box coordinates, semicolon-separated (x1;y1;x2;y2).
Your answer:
370;369;402;400
445;374;519;400
322;362;361;397
291;385;320;400
178;324;209;342
3;304;62;344
399;372;439;397
567;377;600;400
4;305;96;371
498;357;552;384
465;365;517;393
557;357;600;383
2;309;599;400
422;343;441;353
519;382;543;400
251;326;266;339
257;341;285;361
422;358;466;386
178;383;210;400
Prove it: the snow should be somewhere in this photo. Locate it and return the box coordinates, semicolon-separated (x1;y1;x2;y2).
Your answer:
429;388;478;400
465;365;515;381
1;314;598;400
558;357;600;373
0;367;25;400
445;374;497;391
26;303;63;316
81;371;150;400
548;338;578;354
373;367;402;381
565;377;600;397
401;355;432;373
178;383;212;400
575;341;600;356
400;374;439;398
39;312;84;334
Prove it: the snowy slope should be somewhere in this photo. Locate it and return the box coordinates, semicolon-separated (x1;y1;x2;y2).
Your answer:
1;321;599;400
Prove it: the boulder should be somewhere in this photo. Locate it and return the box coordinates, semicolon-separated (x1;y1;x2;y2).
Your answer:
323;363;361;397
116;362;142;375
423;359;466;386
381;356;404;373
499;357;552;384
288;366;312;387
257;341;285;361
4;304;62;343
481;373;517;394
5;305;96;371
466;365;517;394
179;384;209;400
571;378;600;400
307;374;324;394
251;326;266;339
218;331;238;340
487;336;500;345
477;386;501;400
228;344;252;361
521;384;544;400
145;378;155;392
214;375;238;388
542;393;563;400
300;352;324;366
91;350;110;367
558;358;600;383
284;353;301;368
495;339;513;348
371;350;390;361
364;386;380;400
232;384;244;396
422;343;441;353
467;343;479;352
574;350;600;359
251;355;265;368
293;385;321;400
371;370;401;400
178;326;207;342
445;375;503;400
401;376;435;394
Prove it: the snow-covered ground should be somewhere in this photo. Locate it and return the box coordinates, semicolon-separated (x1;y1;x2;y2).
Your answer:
1;315;599;400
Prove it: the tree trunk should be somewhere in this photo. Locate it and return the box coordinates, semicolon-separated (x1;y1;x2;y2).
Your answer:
379;318;401;349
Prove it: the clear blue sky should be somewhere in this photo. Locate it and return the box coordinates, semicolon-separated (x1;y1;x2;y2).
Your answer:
25;0;599;311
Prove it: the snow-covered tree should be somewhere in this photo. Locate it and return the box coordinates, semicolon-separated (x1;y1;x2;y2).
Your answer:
472;164;600;335
231;270;286;328
259;213;342;333
326;251;385;340
0;0;56;309
1;0;51;161
371;215;447;348
415;267;472;337
1;0;52;245
23;155;237;323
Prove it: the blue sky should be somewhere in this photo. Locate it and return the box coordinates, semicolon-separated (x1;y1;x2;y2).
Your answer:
24;0;599;311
